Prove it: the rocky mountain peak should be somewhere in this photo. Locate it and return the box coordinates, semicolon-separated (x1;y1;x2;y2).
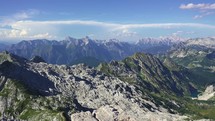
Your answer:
6;36;178;66
185;37;215;49
0;51;27;64
99;52;197;96
136;37;181;46
30;56;46;63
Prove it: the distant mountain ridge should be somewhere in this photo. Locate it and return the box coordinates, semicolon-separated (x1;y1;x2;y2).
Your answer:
6;36;178;66
165;37;215;86
98;52;197;96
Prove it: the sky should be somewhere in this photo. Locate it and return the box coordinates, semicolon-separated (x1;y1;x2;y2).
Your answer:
0;0;215;42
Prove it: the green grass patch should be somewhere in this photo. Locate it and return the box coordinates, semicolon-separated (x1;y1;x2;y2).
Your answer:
20;109;65;121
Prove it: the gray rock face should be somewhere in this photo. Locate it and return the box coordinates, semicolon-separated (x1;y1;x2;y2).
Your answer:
23;62;185;120
28;63;152;113
198;85;215;100
71;105;186;121
0;53;186;120
71;105;136;121
94;105;135;121
71;111;97;121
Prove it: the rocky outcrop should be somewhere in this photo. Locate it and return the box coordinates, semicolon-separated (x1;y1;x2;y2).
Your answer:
71;111;97;121
0;52;187;121
98;52;196;96
198;85;215;100
71;105;186;121
30;56;46;63
71;105;135;121
28;63;157;114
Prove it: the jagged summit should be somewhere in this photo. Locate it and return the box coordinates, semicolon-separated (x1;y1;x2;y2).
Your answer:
0;51;27;64
166;37;215;87
185;37;215;49
7;36;179;66
135;37;184;46
98;52;197;96
30;55;46;63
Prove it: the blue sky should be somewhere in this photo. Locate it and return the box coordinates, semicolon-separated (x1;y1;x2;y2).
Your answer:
0;0;215;41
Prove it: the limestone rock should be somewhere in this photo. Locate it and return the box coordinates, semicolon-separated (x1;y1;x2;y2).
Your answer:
0;52;187;121
71;105;186;121
94;105;136;121
71;111;97;121
198;85;215;100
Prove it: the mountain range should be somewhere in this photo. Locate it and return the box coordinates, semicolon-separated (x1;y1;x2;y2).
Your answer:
4;37;177;67
165;37;215;86
0;37;215;120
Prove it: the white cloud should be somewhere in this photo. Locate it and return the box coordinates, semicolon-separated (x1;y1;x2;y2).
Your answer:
193;11;214;19
116;23;215;30
0;9;40;26
31;33;54;39
14;20;119;28
115;29;137;37
180;3;215;10
1;20;215;40
0;28;54;40
180;3;215;19
13;12;29;20
0;29;25;38
13;20;215;29
193;15;203;19
172;31;183;36
13;9;40;20
172;31;195;37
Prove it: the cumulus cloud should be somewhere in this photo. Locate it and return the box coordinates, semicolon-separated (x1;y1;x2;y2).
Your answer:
0;28;54;40
180;3;215;10
115;29;137;37
180;3;215;19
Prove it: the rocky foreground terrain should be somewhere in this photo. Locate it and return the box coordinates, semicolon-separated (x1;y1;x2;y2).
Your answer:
0;50;215;120
0;51;190;121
